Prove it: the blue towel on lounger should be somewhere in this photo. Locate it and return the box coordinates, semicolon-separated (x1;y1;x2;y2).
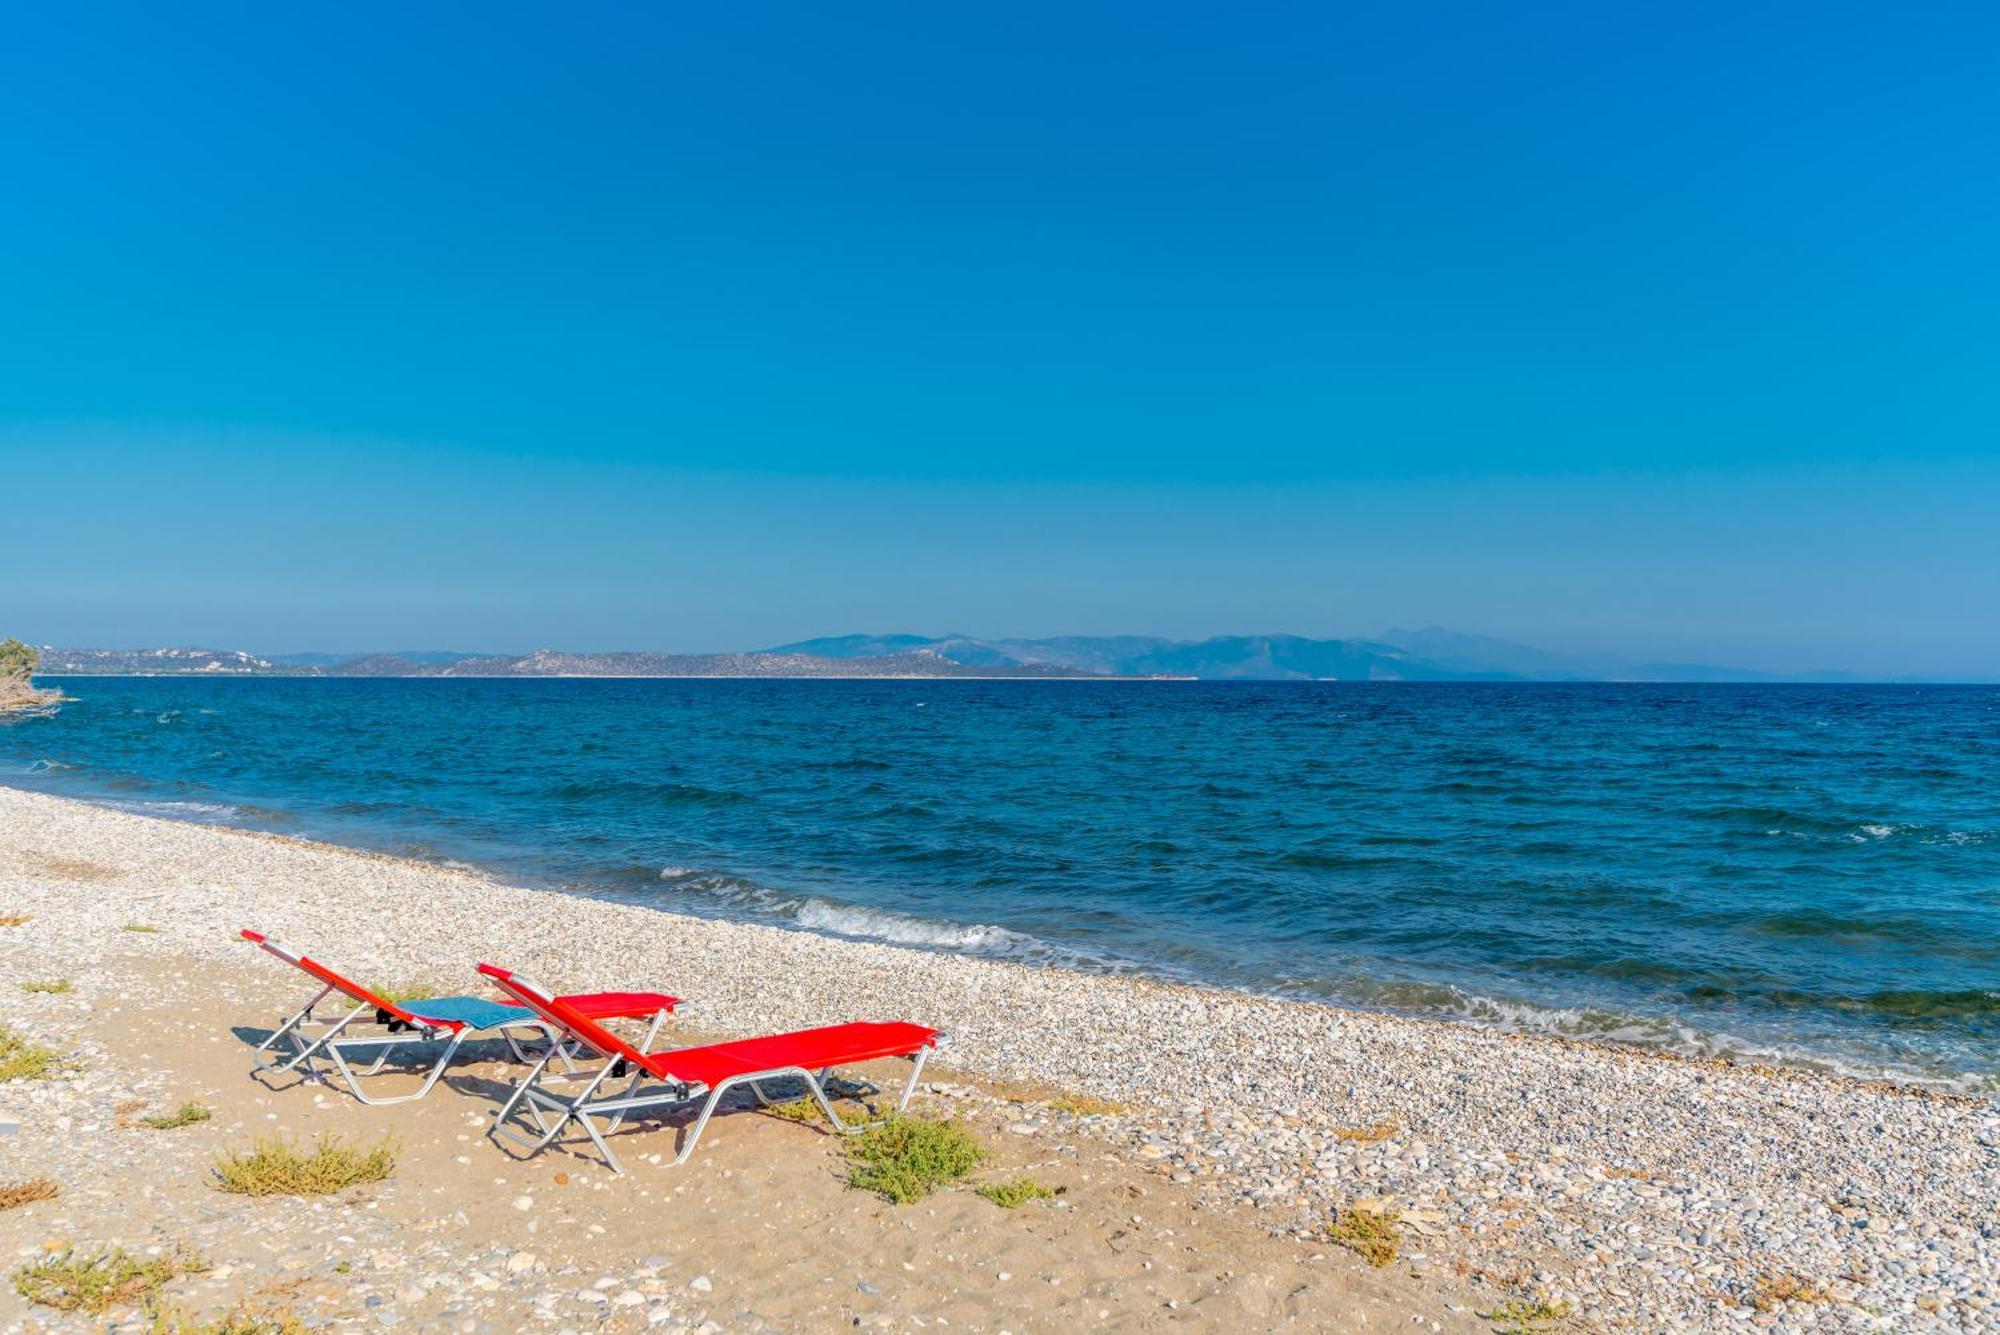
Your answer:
400;995;537;1031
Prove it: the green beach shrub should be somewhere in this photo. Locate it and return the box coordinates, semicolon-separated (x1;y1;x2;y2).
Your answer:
144;1302;308;1334
1327;1205;1401;1267
845;1115;986;1203
1480;1297;1574;1333
139;1102;212;1130
211;1133;395;1196
20;979;71;994
12;1245;206;1314
975;1176;1060;1208
0;1026;65;1082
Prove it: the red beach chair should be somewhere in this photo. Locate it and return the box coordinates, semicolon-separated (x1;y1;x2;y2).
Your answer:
240;930;680;1106
478;962;943;1173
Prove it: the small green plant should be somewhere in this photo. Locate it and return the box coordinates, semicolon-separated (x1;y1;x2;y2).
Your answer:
0;1178;60;1210
140;1102;212;1131
1481;1297;1573;1333
845;1115;986;1204
0;1025;66;1082
211;1133;396;1196
1044;1093;1122;1116
12;1245;206;1314
763;1096;827;1124
1327;1205;1401;1267
122;924;160;934
369;983;438;1003
144;1302;308;1334
975;1176;1060;1208
21;979;72;994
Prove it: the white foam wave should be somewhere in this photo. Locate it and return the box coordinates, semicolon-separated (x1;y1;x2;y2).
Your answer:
95;797;245;823
787;898;1033;952
654;867;1105;967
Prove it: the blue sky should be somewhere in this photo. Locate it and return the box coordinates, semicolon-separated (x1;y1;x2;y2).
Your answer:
2;4;1995;675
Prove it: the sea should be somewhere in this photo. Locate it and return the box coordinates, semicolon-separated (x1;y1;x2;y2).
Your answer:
4;677;1995;1091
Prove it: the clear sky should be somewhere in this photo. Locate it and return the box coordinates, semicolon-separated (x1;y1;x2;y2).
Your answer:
2;4;1996;676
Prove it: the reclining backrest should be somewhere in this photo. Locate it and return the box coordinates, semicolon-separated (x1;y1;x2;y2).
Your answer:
241;928;423;1027
477;962;663;1074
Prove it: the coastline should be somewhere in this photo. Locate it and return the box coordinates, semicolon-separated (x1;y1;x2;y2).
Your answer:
3;786;1995;1331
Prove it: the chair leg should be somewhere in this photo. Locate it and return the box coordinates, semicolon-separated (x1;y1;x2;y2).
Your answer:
329;1030;467;1106
897;1044;934;1112
251;1002;368;1088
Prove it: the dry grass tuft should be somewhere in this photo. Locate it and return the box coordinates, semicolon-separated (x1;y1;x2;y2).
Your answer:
144;1302;308;1334
369;983;439;1004
211;1134;396;1197
140;1102;213;1131
12;1245;206;1314
1480;1297;1574;1332
1333;1118;1399;1143
1327;1205;1402;1267
121;923;160;934
976;1176;1061;1208
0;1178;60;1211
1044;1093;1123;1117
0;1025;66;1082
0;914;29;927
845;1115;987;1204
20;979;71;994
1752;1272;1830;1311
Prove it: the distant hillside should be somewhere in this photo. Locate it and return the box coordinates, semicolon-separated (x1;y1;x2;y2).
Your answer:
37;631;1864;682
772;633;1490;680
37;646;1121;680
770;630;1845;681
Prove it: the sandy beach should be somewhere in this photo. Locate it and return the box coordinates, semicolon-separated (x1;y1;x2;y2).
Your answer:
1;786;1994;1332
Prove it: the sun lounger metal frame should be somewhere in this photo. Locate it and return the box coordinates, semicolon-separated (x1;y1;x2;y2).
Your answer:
478;962;943;1174
240;930;678;1106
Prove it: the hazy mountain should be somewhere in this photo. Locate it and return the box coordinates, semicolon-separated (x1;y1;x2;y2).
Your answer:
37;632;1885;682
768;633;1480;680
762;631;1882;681
38;647;1115;680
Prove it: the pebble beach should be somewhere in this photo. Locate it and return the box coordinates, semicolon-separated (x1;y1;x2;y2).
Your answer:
2;785;1995;1332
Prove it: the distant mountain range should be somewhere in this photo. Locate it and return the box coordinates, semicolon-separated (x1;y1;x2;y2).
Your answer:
762;631;1874;682
31;631;1884;682
35;646;1107;680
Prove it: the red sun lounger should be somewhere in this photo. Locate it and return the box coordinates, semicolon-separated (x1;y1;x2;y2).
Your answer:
241;930;680;1106
478;962;944;1174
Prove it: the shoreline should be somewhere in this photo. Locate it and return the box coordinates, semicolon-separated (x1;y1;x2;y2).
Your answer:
8;772;1989;1099
3;785;1995;1329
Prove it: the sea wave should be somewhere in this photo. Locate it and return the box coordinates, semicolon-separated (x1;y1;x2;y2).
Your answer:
653;867;1119;969
94;797;246;823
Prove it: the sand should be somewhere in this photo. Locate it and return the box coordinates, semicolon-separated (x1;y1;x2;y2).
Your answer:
1;786;1994;1332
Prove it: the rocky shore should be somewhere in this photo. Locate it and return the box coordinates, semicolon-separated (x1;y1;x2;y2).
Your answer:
2;786;1994;1332
0;680;58;716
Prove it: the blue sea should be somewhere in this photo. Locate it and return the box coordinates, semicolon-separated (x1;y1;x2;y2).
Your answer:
5;678;1996;1090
